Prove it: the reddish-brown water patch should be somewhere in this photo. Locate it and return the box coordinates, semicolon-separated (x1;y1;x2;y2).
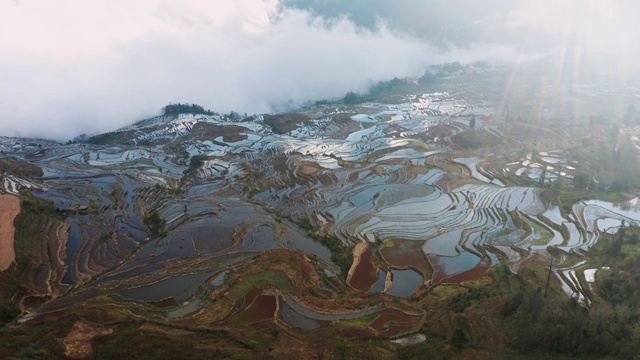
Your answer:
379;324;418;337
369;308;422;331
380;239;432;279
226;294;277;326
27;309;68;324
368;308;422;338
348;245;378;291
429;251;488;284
150;297;179;309
437;261;490;284
301;165;320;175
240;287;264;308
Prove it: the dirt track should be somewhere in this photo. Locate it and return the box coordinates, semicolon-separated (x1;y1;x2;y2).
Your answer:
346;242;369;284
0;194;20;271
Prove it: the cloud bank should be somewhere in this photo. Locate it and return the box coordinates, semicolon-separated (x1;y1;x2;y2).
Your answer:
9;1;639;141
0;0;538;141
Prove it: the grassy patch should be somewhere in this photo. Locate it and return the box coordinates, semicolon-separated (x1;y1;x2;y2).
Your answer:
226;271;294;300
0;158;43;178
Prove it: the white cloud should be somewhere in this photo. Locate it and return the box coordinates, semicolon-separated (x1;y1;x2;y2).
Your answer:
0;0;528;141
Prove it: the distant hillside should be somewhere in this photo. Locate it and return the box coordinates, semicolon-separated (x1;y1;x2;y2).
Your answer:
161;103;217;116
84;110;251;147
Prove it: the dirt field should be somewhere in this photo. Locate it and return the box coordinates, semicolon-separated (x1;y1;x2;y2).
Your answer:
0;194;20;271
64;321;113;358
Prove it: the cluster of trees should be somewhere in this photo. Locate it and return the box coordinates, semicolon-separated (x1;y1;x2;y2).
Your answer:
432;61;464;77
499;226;640;358
420;61;486;83
595;225;640;305
400;225;640;358
65;133;87;144
143;210;167;239
162;103;217;116
343;77;406;104
342;62;486;105
184;155;209;174
342;91;368;105
573;172;592;190
502;286;638;358
294;215;352;279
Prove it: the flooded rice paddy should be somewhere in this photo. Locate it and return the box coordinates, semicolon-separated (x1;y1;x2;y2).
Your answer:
7;90;638;325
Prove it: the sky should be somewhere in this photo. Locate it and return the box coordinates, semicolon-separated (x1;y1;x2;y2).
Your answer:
1;0;639;141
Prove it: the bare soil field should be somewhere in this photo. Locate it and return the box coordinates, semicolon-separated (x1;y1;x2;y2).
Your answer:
0;194;20;271
63;321;113;358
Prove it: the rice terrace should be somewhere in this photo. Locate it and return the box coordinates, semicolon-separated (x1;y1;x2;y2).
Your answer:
0;4;640;352
3;58;640;359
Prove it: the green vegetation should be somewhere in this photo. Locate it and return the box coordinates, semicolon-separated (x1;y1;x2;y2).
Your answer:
85;130;136;146
315;235;352;279
0;158;43;178
295;215;352;279
451;129;502;149
0;315;76;359
503;287;614;356
572;115;640;192
162;103;216;116
262;113;307;134
184;154;209;174
591;226;640;306
143;210;167;239
450;313;468;349
226;270;294;300
0;303;18;325
539;178;628;212
343;77;405;104
450;286;498;313
497;226;640;358
0;194;64;325
342;62;477;105
94;322;238;359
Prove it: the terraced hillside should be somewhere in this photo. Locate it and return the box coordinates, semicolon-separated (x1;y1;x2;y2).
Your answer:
2;67;640;358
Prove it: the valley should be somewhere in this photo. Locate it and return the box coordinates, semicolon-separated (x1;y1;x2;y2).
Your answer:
2;65;640;359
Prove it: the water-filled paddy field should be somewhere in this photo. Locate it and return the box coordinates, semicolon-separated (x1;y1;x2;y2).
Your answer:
10;89;640;331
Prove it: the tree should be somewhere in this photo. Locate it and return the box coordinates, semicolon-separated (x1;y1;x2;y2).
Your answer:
143;211;167;239
451;314;468;349
419;70;436;84
343;91;363;105
573;173;590;190
162;103;216;116
469;115;476;129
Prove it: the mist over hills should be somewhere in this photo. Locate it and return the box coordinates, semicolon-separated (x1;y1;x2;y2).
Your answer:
11;0;637;141
3;2;640;359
